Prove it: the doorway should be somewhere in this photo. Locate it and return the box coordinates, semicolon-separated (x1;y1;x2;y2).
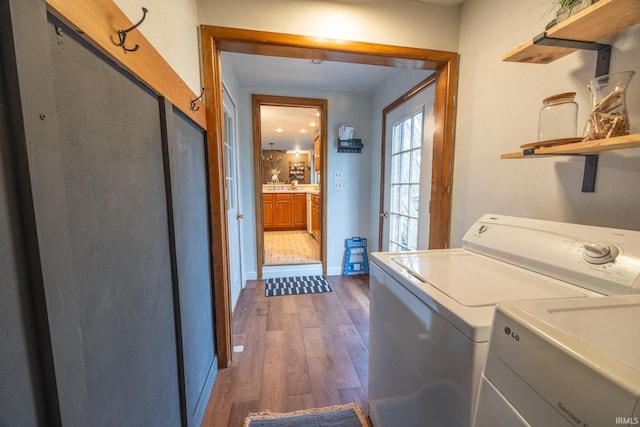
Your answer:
380;76;436;251
200;26;458;367
252;95;328;279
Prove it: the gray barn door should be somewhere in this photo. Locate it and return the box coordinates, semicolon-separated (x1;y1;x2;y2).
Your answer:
47;16;182;427
0;34;48;427
163;104;218;425
2;2;218;425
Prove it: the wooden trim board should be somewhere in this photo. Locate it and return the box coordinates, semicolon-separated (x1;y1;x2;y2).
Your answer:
200;30;233;369
209;26;456;70
45;0;206;129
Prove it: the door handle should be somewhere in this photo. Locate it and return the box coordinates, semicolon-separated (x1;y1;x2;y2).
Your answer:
380;212;389;218
236;213;244;219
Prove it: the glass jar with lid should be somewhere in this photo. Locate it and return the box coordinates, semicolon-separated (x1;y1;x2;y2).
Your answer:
538;92;578;141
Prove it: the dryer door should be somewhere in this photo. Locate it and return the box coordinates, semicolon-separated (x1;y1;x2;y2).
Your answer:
473;375;530;427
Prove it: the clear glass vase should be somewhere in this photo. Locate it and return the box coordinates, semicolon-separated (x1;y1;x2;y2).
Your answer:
583;71;635;141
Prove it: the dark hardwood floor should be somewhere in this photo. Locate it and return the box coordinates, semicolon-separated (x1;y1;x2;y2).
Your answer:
201;274;370;427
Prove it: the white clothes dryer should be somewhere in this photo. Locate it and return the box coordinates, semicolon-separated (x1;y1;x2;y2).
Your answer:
473;294;640;427
368;214;640;427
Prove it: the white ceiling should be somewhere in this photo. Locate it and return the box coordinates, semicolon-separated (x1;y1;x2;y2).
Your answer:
260;105;320;152
223;52;403;151
224;52;397;93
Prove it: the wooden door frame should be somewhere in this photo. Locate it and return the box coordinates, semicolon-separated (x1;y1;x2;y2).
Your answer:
252;95;328;279
200;25;458;367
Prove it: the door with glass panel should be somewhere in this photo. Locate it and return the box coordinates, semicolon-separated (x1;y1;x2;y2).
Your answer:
381;84;435;252
223;88;243;310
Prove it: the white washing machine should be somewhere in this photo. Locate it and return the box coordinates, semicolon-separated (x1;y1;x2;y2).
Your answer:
473;294;640;427
369;214;640;427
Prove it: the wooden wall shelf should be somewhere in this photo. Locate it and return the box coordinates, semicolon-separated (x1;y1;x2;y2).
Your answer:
503;0;640;64
501;134;640;158
501;0;640;192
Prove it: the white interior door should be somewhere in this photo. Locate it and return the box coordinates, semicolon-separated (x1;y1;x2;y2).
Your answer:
223;88;243;310
381;85;435;252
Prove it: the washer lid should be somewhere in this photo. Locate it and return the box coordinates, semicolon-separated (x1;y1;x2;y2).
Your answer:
390;252;589;307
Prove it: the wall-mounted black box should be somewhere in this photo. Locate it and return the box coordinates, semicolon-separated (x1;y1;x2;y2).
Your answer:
338;138;363;153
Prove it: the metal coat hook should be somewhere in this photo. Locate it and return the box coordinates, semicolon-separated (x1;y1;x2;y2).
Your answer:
190;88;205;111
112;7;148;53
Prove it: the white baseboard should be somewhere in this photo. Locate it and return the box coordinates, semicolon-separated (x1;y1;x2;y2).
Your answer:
243;271;258;281
243;265;347;281
261;264;323;279
326;266;343;277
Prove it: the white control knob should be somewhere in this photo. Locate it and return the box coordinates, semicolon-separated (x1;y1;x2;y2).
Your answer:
581;242;619;264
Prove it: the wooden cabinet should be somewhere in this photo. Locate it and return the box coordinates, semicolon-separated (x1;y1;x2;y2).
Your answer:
264;192;307;230
274;194;292;227
263;194;274;229
292;194;306;227
311;194;320;240
313;134;321;172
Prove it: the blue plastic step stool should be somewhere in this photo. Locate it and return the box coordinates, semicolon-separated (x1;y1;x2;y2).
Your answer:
343;237;370;276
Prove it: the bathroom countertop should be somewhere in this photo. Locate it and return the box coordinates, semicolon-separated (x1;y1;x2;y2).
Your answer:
263;185;319;195
263;189;319;195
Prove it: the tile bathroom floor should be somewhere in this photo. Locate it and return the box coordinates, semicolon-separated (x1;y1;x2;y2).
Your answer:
264;230;321;265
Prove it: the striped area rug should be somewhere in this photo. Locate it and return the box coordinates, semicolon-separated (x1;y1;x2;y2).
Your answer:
244;403;366;426
265;275;332;297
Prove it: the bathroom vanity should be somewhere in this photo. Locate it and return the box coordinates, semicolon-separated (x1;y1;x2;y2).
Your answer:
263;185;319;233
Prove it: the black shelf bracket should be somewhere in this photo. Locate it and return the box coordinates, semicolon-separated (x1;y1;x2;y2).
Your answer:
531;33;611;192
522;151;599;193
582;155;598;192
533;33;611;76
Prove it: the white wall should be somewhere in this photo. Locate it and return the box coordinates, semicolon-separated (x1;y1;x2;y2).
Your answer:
223;70;374;278
198;0;460;53
221;55;240;101
451;0;640;245
111;0;460;104
114;0;202;94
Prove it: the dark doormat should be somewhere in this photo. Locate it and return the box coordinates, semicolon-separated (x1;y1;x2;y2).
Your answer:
265;275;332;297
244;403;367;427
